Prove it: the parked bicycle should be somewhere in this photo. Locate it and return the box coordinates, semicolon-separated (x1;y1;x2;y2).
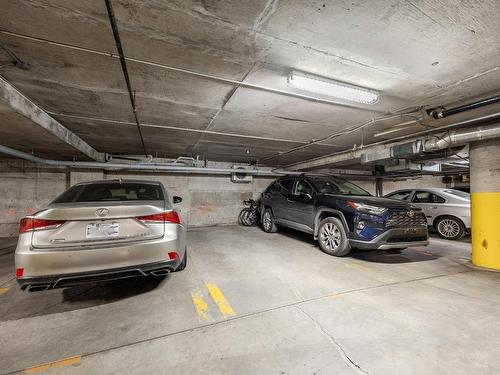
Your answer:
238;199;260;226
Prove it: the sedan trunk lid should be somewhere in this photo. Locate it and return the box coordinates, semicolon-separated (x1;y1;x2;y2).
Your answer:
30;201;166;249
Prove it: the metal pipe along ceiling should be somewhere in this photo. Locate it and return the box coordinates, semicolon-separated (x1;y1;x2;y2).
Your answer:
286;111;500;170
0;145;300;176
428;94;500;119
423;122;500;151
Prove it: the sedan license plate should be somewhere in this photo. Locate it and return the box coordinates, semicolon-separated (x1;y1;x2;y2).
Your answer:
86;223;119;239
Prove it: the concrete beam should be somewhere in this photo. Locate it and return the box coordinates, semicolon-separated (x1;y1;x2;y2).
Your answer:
0;76;106;161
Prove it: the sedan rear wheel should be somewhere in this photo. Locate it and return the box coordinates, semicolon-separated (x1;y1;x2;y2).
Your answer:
436;216;465;240
318;217;350;256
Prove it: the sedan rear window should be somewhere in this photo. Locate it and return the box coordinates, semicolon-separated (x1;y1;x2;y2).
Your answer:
53;183;164;203
444;189;470;199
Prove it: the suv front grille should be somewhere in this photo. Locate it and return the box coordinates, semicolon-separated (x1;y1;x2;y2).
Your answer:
386;210;427;227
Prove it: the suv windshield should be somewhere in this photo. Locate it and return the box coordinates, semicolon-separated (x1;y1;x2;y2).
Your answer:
309;177;371;196
53;183;164;203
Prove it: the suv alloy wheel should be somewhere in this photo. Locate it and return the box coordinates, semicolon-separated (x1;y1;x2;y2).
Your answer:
318;217;350;256
262;208;278;233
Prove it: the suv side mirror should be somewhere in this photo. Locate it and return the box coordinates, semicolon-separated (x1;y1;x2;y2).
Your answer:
173;196;182;204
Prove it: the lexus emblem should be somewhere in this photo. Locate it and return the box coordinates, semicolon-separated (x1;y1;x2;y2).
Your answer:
407;210;415;218
95;208;109;217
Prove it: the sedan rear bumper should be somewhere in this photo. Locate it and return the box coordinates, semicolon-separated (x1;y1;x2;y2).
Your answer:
15;226;185;278
17;259;179;291
349;227;429;250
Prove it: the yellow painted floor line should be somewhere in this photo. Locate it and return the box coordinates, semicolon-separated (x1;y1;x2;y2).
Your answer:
0;287;9;295
191;291;212;321
24;355;81;374
205;282;235;318
345;262;371;271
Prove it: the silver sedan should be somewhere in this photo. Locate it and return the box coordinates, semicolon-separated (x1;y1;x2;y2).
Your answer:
15;179;187;291
385;188;470;240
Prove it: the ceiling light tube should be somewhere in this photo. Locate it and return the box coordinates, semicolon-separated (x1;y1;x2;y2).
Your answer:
287;71;379;105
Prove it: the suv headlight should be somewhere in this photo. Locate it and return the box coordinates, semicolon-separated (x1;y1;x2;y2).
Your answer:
347;201;387;215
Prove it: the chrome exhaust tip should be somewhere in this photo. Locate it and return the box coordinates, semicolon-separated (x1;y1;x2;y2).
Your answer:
26;284;51;292
150;269;170;276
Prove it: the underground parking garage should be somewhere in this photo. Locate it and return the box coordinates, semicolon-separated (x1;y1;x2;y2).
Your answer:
1;0;500;373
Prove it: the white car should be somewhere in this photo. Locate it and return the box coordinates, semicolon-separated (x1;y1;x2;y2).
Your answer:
385;188;470;240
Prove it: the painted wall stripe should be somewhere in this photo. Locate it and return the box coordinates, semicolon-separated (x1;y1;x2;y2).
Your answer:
24;355;81;374
205;283;235;317
191;291;211;321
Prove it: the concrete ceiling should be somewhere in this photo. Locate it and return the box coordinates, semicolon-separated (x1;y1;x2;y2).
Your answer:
0;0;499;166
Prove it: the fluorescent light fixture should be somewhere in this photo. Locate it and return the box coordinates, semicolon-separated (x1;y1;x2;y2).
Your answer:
287;71;379;105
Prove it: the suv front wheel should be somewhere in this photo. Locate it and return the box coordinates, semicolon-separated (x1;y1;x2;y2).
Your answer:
318;217;350;256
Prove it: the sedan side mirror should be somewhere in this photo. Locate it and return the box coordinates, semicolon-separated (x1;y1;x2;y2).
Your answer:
173;196;182;204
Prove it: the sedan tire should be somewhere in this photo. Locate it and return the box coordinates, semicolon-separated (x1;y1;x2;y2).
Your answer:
318;217;350;256
435;216;465;240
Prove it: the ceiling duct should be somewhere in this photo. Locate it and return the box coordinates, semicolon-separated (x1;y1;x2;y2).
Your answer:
384;160;422;172
422;123;500;152
359;123;500;170
360;148;391;164
387;122;500;159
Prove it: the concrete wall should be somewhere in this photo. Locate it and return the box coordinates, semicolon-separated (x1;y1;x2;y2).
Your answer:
0;159;273;237
0;160;69;236
0;159;447;237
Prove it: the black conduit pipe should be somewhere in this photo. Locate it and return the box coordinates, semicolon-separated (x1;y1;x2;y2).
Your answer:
428;94;500;119
104;0;148;156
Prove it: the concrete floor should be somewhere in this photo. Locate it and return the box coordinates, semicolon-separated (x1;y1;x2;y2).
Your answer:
0;226;499;374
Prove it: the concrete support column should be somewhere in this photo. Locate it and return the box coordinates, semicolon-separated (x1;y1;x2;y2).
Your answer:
470;138;500;270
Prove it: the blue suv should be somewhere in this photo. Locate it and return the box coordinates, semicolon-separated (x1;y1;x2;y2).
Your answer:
260;174;429;256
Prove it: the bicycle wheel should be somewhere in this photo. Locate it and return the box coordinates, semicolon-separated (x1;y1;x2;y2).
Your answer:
244;210;258;226
239;208;253;226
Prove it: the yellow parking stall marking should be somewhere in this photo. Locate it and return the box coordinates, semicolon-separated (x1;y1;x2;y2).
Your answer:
205;282;235;317
345;262;371;271
24;355;81;374
0;287;9;295
191;291;211;321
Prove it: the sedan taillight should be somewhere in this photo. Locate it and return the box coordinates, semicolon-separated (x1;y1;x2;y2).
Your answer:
19;218;66;233
137;211;180;224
